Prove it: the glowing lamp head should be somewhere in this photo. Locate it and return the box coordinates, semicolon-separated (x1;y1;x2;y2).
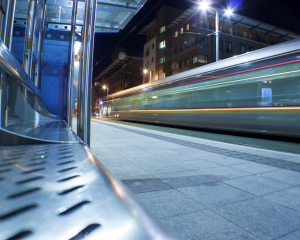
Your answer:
103;85;107;89
225;8;233;16
199;0;210;10
143;69;148;74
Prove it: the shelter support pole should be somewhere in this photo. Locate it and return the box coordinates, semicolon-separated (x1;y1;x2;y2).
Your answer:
66;0;78;127
77;0;97;146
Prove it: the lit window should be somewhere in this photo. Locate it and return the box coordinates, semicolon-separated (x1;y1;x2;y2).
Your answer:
193;55;197;64
159;41;166;49
175;31;178;38
185;58;189;67
159;56;165;64
198;55;207;63
186;24;190;31
160;26;166;34
228;28;233;35
180;27;183;34
159;73;165;79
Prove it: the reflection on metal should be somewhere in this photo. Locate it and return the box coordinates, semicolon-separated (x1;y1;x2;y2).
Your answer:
77;0;97;146
47;23;120;33
0;38;43;99
66;0;78;127
0;144;174;239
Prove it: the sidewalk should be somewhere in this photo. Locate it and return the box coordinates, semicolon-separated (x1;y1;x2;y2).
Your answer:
91;119;300;240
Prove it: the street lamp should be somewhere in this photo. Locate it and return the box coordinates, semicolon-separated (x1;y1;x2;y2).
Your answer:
103;85;109;117
143;69;151;83
198;1;234;62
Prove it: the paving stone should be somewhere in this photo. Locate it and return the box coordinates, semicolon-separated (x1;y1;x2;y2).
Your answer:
122;178;173;193
135;189;205;218
160;174;217;188
277;230;300;240
263;186;300;212
231;162;279;174
224;175;292;196
214;197;300;240
177;182;255;208
160;210;260;240
177;160;221;170
196;166;252;181
260;169;300;186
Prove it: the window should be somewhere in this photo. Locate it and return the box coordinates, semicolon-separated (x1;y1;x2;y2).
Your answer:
207;23;211;29
198;55;207;63
226;42;232;53
179;43;183;51
193;55;197;64
249;34;252;40
125;82;129;89
249;46;254;51
179;60;183;68
185;41;189;49
174;46;177;54
159;56;165;64
235;30;238;36
219;40;223;52
185;58;189;67
186;24;190;31
159;41;166;49
159;73;165;79
152;57;154;62
145;47;149;57
200;37;208;45
175;31;178;38
180;27;183;34
243;32;247;38
160;26;166;34
125;72;131;79
228;28;233;35
192;37;196;45
152;43;154;49
241;45;246;54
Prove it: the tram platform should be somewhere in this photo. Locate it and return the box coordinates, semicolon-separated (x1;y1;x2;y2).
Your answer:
91;118;300;240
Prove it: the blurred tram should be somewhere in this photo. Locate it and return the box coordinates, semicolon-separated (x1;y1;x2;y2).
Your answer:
109;38;300;138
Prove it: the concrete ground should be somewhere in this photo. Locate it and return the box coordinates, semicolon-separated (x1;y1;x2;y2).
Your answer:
90;119;300;240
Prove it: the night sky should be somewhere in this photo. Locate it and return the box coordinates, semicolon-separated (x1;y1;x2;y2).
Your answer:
92;0;300;79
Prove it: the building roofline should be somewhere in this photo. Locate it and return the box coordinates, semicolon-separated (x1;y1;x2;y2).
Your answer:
138;18;157;35
166;6;300;40
93;56;143;82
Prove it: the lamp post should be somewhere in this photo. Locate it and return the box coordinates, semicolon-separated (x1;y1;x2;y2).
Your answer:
198;1;233;62
103;85;109;117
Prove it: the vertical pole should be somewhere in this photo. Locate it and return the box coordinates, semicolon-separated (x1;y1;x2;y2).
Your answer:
0;0;17;127
37;1;47;90
215;11;219;62
67;0;78;127
77;0;97;145
23;0;36;101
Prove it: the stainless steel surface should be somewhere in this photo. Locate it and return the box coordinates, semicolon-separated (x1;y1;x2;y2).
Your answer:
66;0;78;128
0;38;43;99
77;0;97;146
23;0;36;76
0;143;174;239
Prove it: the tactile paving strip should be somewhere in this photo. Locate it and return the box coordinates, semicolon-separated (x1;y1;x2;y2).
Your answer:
98;121;300;173
0;144;172;240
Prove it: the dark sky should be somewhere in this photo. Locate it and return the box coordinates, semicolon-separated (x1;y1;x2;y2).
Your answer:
93;0;300;79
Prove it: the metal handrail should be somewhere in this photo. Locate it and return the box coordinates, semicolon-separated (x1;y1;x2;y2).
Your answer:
0;38;43;99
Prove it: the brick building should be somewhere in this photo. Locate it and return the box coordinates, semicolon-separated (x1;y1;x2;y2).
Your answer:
139;6;299;83
93;56;143;104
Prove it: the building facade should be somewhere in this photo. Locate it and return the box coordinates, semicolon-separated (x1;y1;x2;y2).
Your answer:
139;6;299;82
93;56;143;105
